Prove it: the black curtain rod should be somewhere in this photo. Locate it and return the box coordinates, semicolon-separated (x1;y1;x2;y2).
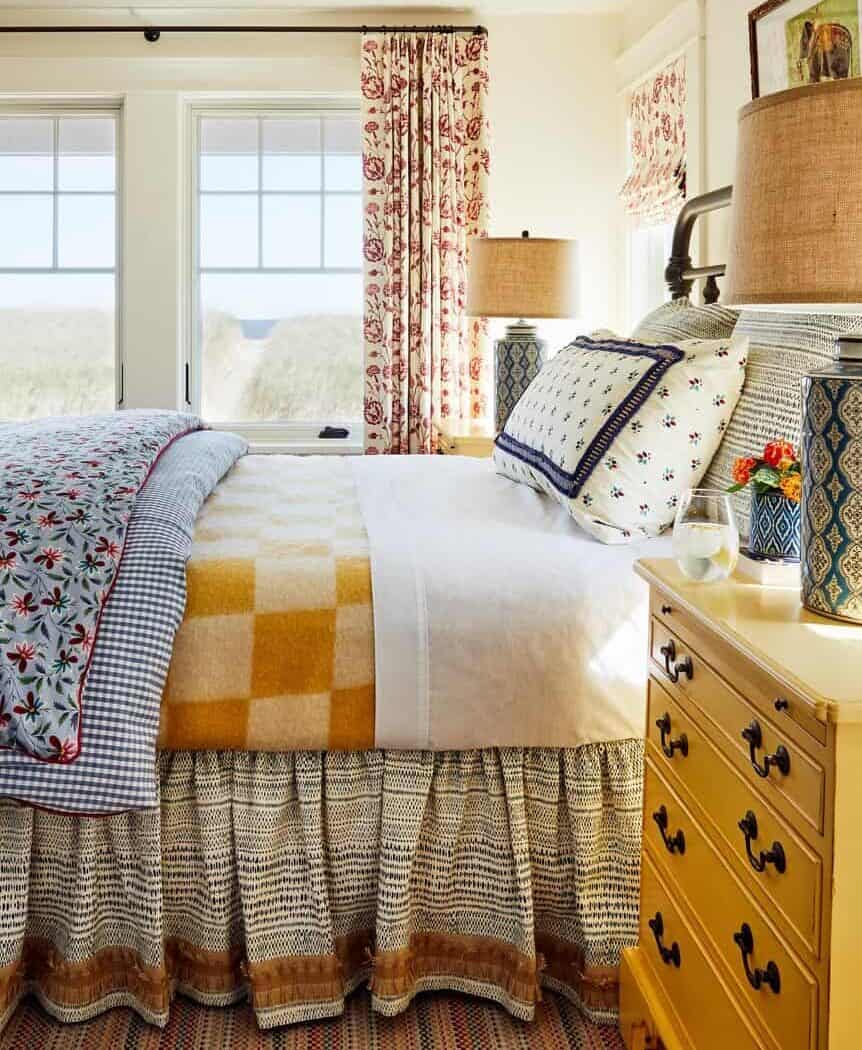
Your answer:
0;24;487;43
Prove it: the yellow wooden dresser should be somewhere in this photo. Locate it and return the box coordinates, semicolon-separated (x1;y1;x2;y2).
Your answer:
620;558;862;1050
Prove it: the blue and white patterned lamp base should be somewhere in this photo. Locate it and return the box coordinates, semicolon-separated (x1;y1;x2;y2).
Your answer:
495;322;547;434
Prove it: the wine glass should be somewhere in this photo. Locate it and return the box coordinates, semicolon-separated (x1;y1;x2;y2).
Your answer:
673;489;739;583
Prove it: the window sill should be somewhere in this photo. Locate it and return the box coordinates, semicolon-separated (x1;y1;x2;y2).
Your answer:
210;422;363;456
248;439;363;456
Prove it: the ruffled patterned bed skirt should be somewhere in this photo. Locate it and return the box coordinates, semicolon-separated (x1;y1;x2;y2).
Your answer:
0;744;643;1033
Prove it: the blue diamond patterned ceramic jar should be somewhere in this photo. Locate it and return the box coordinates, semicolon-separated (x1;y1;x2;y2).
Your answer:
801;335;862;623
495;323;547;434
749;490;801;562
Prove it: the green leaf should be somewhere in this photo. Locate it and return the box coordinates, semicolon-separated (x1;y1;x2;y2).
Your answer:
752;466;781;489
727;482;747;493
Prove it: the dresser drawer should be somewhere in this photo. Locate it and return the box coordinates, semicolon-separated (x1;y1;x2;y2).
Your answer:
650;590;827;747
619;949;662;1050
645;838;817;1050
650;619;825;834
639;852;767;1050
620;947;688;1050
645;761;820;1050
646;679;823;956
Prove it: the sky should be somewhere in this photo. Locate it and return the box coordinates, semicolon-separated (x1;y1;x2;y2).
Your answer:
0;114;362;319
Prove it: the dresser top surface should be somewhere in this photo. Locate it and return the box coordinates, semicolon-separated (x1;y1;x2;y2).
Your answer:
636;558;862;723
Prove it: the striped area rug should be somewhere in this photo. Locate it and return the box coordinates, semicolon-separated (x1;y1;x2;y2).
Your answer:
1;991;624;1049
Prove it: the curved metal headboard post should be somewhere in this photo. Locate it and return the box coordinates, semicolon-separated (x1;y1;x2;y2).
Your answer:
665;185;733;303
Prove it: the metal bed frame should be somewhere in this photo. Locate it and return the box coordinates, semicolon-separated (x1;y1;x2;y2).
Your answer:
665;185;732;304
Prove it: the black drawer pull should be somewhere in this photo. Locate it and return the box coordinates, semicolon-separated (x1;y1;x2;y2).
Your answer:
652;805;686;855
659;638;693;684
737;810;786;874
661;603;673;615
649;912;681;968
741;720;790;779
733;923;780;994
655;712;689;759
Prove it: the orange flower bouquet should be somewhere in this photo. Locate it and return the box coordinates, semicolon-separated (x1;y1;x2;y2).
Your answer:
728;440;802;503
728;440;802;563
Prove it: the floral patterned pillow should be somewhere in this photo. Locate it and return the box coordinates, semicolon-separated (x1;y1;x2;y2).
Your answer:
493;334;748;544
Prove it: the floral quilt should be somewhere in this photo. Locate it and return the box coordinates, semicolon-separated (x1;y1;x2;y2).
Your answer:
0;411;204;763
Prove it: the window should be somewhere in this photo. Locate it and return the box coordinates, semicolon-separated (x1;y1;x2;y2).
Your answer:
192;107;363;437
0;109;119;419
629;221;674;326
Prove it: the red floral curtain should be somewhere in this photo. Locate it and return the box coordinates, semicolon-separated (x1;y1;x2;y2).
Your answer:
620;55;686;226
361;32;490;454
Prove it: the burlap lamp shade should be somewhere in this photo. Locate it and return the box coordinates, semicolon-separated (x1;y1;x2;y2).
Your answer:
466;235;580;319
724;80;862;624
467;233;579;433
724;80;862;308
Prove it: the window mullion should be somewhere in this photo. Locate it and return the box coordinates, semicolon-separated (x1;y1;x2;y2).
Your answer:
52;116;59;270
319;115;325;269
257;116;263;269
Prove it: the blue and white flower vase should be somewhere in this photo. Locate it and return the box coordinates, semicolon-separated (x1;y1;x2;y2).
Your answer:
748;490;801;563
801;335;862;623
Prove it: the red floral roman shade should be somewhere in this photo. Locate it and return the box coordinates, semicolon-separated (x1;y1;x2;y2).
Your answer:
620;56;686;226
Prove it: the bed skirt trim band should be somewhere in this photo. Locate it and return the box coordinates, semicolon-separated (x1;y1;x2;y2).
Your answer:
0;930;619;1028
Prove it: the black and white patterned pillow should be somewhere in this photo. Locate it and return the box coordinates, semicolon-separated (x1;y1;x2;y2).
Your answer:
632;297;739;344
701;311;862;528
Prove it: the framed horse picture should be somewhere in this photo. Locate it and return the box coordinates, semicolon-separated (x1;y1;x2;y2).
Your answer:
749;0;861;98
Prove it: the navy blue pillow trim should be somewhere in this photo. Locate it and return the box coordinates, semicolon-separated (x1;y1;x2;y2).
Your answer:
495;336;685;500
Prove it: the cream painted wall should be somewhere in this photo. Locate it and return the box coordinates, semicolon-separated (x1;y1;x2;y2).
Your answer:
702;0;752;258
620;0;682;52
486;13;623;347
0;6;624;413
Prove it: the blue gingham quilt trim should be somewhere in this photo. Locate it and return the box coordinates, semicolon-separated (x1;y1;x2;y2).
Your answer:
0;426;246;813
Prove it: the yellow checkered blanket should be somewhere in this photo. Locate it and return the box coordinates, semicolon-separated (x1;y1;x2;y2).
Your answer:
159;456;375;751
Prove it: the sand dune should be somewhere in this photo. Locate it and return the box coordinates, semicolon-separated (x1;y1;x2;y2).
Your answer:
0;309;362;422
0;309;115;419
202;311;363;422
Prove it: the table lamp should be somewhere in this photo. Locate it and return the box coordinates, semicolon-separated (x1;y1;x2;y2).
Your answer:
723;79;862;623
467;233;579;434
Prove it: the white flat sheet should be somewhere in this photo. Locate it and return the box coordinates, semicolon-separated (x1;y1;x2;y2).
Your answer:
351;456;672;750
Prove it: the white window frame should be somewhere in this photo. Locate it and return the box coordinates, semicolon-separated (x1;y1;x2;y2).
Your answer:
187;97;364;453
0;98;123;410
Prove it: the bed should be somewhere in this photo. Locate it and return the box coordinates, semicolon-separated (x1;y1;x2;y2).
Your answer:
159;454;666;754
0;189;736;1034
